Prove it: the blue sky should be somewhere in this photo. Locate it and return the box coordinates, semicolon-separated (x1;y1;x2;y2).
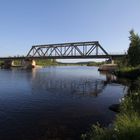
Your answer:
0;0;140;62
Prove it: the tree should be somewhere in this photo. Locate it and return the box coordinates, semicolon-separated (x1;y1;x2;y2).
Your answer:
127;30;140;66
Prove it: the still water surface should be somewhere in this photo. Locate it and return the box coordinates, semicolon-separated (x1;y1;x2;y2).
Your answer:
0;66;127;140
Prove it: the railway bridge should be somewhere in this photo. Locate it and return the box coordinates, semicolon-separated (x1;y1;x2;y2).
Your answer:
0;41;126;68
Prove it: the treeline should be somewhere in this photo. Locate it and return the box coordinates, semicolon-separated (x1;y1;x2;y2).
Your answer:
0;59;58;67
86;61;105;66
116;29;140;67
35;59;58;66
114;30;140;78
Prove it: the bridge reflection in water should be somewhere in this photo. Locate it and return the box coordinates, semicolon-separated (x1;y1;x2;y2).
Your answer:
31;68;118;97
0;66;128;140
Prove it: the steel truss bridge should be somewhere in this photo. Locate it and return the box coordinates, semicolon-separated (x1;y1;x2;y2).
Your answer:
0;41;126;60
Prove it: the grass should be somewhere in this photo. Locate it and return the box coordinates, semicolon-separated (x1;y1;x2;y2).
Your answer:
82;79;140;140
87;62;105;66
118;66;135;72
0;60;3;65
114;66;140;79
35;59;58;66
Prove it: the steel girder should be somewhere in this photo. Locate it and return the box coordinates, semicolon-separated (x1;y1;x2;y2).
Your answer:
26;41;109;58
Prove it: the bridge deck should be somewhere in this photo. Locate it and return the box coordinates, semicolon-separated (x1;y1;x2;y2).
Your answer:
0;54;126;60
0;41;126;60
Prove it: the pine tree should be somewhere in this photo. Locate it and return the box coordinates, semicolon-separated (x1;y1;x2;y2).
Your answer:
127;30;140;66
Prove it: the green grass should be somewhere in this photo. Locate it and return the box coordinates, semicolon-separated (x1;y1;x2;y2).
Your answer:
14;59;58;66
87;62;105;66
82;81;140;140
115;66;140;79
0;60;3;65
35;59;58;66
113;113;140;140
118;67;135;72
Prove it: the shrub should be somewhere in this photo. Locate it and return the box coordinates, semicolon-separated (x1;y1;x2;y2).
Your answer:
82;90;140;140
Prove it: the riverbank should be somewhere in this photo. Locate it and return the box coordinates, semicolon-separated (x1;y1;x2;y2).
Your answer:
82;70;140;140
114;66;140;79
0;59;105;68
82;90;140;140
0;59;58;69
98;64;118;72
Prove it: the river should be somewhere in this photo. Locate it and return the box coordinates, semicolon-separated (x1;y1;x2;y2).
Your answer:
0;66;127;140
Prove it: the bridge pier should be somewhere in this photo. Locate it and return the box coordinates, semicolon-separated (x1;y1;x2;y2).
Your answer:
98;58;117;72
1;60;15;69
111;60;114;64
106;57;114;64
23;59;36;69
0;59;36;69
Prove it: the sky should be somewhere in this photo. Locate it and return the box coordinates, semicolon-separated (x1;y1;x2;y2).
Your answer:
0;0;140;62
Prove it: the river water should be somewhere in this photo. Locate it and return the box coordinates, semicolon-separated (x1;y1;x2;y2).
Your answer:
0;66;127;140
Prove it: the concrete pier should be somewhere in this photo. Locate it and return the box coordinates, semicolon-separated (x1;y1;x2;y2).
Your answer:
98;64;118;72
0;59;38;69
0;60;14;69
23;59;36;69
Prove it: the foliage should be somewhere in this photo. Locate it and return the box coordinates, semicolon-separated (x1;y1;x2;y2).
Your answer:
0;60;3;65
82;79;140;140
13;60;23;66
127;30;140;66
87;61;105;66
118;66;135;72
115;56;128;68
35;59;57;66
81;123;114;140
81;29;140;140
114;66;140;79
115;30;140;68
8;59;58;66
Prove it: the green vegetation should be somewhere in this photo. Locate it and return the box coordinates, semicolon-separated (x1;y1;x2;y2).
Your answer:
0;60;3;65
13;60;23;66
0;59;58;67
33;59;104;66
115;30;140;78
82;84;140;140
115;66;140;79
82;30;140;140
35;59;58;66
56;61;85;66
0;59;105;68
56;61;105;66
127;30;140;66
115;56;128;68
87;61;105;66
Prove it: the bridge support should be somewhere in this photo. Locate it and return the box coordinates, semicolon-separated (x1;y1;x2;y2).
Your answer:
111;60;114;64
23;59;36;69
98;58;117;71
1;60;15;69
106;57;114;64
0;59;36;69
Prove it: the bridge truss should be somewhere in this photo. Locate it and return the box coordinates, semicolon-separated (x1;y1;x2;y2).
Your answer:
0;41;125;61
27;41;110;59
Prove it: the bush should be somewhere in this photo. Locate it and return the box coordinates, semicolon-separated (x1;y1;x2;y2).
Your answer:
127;30;140;66
115;66;140;79
82;89;140;140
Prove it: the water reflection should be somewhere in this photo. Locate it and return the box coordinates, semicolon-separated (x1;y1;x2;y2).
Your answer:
0;66;127;140
100;71;128;95
31;67;122;97
31;68;109;97
100;71;117;82
32;78;106;97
